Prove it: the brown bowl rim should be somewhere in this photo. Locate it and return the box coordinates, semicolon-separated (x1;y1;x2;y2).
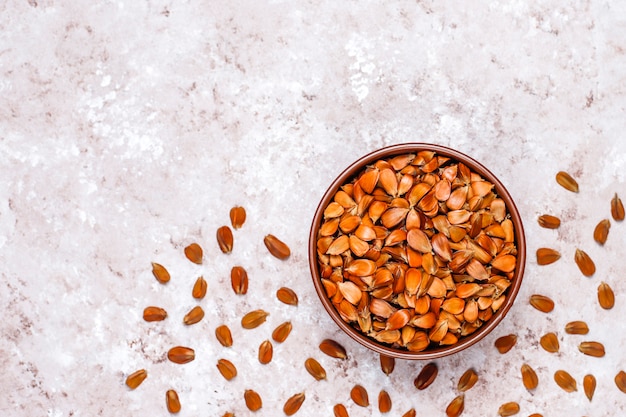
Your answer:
308;143;526;360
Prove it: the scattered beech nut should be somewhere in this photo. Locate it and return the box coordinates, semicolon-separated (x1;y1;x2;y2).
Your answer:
555;171;579;192
229;206;246;229
258;340;273;364
379;354;395;376
350;384;369;407
241;310;269;329
578;341;605;357
414;362;438;390
497;401;520;416
583;374;596;401
319;339;347;359
276;287;299;306
271;321;293;343
537;214;560;229
540;332;559;353
529;294;555;313
304;357;327;380
554;370;577;393
521;364;538;390
283;392;305;416
217;226;234;254
191;276;207;299
231;266;248;295
151;262;170;284
494;334;517;354
378;390;392;413
597;281;615;310
216;358;237;380
457;368;478;392
333;404;349;417
574;249;595;277
264;234;291;259
593;219;610;245
183;305;205;325
244;389;263;411
167;346;195;364
565;321;589;335
536;248;561;265
143;306;167;322
184;243;203;264
125;369;147;389
445;394;464;417
166;389;181;413
215;325;233;347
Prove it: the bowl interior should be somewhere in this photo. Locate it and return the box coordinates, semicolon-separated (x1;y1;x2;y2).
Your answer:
309;143;526;360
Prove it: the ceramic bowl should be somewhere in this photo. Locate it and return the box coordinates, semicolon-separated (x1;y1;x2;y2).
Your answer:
308;143;526;359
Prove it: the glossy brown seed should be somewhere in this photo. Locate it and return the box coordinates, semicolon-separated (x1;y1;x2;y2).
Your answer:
183;306;204;325
258;340;273;364
521;364;538;390
166;389;181;413
231;266;248;295
378;390;392;413
230;206;246;229
215;325;233;347
283;392;305;416
217;226;234;254
125;369;147;389
304;357;326;380
264;234;291;260
540;332;559;353
244;389;263;411
184;243;203;264
445;394;464;417
222;413;235;417
578;341;605;357
536;248;561;265
143;306;168;322
537;214;561;229
598;281;615;309
414;362;438;390
583;374;596;401
272;321;293;343
333;404;349;417
192;276;207;299
612;193;625;221
457;368;478;392
574;249;595;277
277;287;299;306
593;219;611;245
151;262;170;284
556;171;579;192
529;294;554;313
495;334;517;354
167;346;195;364
615;371;626;393
497;401;520;416
565;321;589;335
554;370;577;392
350;384;369;407
319;339;347;359
241;309;269;329
216;358;237;380
379;354;395;376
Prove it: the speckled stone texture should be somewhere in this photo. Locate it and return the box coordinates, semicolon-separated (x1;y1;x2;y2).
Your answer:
1;1;625;416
